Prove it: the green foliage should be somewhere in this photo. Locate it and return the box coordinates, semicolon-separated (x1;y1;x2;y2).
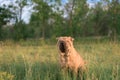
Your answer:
0;5;15;40
0;6;13;26
13;21;34;41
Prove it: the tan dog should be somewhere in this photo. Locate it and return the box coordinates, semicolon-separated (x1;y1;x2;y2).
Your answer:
57;36;86;73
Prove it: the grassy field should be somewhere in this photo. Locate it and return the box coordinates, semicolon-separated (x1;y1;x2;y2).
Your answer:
0;39;120;80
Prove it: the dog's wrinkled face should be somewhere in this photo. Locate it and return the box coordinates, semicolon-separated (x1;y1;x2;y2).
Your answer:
57;37;74;53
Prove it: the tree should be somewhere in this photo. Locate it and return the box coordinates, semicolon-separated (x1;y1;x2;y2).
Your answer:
11;0;33;40
108;0;120;41
30;0;53;39
0;5;15;40
12;0;30;23
86;2;106;36
70;0;89;37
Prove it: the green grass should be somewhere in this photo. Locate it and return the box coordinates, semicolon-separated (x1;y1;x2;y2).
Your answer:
0;39;120;80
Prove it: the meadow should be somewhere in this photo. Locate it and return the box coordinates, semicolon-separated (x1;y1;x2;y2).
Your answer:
0;38;120;80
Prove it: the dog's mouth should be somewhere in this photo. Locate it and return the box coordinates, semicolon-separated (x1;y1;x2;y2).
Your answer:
59;41;66;53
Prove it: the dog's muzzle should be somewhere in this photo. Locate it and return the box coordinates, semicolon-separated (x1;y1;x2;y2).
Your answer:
59;41;66;53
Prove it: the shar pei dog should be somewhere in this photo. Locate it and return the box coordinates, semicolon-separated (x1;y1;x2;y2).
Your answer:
56;36;86;74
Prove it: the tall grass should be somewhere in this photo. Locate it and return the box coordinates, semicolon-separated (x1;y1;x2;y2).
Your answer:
0;39;120;80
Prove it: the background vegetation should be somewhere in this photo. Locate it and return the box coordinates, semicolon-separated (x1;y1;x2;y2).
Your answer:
0;0;120;41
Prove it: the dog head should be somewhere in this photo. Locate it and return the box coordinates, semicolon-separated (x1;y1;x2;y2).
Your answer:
57;36;74;54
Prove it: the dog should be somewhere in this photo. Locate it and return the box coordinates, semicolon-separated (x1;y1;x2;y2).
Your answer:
56;36;86;74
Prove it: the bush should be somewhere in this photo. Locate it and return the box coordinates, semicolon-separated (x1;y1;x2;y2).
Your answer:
0;72;14;80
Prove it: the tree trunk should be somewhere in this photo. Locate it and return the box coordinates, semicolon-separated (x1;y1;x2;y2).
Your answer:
42;25;45;39
69;0;76;36
42;20;45;39
112;28;117;41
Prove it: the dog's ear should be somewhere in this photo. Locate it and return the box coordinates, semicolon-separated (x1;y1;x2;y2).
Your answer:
71;37;74;41
69;37;74;41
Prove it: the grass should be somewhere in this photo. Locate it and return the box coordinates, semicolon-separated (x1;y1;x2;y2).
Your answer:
0;39;120;80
